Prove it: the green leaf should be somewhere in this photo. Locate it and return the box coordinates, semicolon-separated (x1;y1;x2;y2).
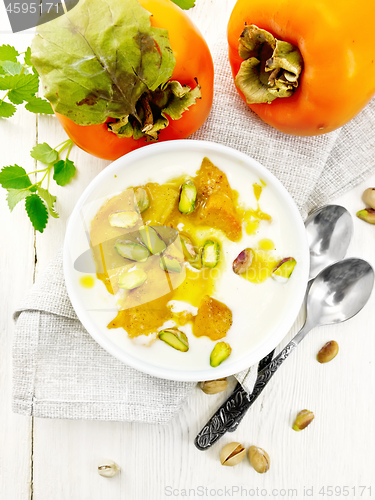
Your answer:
0;44;19;62
53;159;76;186
25;194;48;233
0;165;32;189
25;96;54;114
24;47;32;66
37;186;59;218
31;0;175;126
6;188;32;211
170;0;195;9
31;143;58;164
0;101;16;118
7;74;39;104
0;75;19;90
0;61;24;76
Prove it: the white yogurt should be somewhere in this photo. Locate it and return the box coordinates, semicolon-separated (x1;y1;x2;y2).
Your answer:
64;141;309;380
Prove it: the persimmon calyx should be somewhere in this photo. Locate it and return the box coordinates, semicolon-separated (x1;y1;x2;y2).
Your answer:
108;80;201;141
235;25;303;104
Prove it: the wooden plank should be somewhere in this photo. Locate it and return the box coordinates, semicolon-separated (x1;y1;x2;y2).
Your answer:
0;13;36;499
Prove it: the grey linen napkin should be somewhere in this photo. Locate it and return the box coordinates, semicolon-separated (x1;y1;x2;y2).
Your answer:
13;38;375;423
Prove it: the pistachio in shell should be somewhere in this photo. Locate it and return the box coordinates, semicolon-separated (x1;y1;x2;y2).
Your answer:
200;378;228;395
220;442;246;466
248;446;270;473
363;187;375;209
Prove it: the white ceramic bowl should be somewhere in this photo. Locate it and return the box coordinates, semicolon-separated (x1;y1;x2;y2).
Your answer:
64;140;309;381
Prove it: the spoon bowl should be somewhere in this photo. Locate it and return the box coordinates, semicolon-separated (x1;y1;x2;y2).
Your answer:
305;205;354;279
307;258;374;327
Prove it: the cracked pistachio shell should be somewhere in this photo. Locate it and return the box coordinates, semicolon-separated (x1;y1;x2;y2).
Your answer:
317;340;339;363
200;378;228;395
357;208;375;225
363;188;375;209
248;446;270;473
220;442;246;466
98;460;120;478
292;409;314;431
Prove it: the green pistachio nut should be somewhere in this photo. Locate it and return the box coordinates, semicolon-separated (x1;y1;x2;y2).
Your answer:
357;208;375;225
210;342;232;367
159;256;182;273
292;409;314;431
232;248;254;275
135;188;150;213
108;211;139;228
118;269;147;290
180;234;202;269
202;240;220;268
139;225;167;255
158;328;189;352
114;241;150;262
271;257;297;283
179;180;197;214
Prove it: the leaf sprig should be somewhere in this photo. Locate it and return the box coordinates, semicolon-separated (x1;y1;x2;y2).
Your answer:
0;45;53;118
0;140;76;232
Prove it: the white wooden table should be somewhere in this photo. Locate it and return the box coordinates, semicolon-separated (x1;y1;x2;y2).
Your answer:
1;2;375;499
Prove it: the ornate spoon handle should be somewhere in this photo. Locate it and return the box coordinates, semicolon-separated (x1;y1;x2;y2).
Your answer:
194;335;303;450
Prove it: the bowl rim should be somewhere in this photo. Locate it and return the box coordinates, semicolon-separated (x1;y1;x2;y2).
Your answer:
63;139;310;382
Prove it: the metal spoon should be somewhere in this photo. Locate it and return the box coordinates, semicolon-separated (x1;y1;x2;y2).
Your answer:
305;204;354;279
195;258;373;450
194;205;353;450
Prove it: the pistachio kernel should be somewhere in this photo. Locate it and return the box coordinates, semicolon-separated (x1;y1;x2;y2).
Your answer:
158;328;189;352
292;409;314;431
108;211;139;228
363;187;375;210
134;188;150;213
233;248;254;275
210;342;232;368
271;257;297;283
317;340;339;364
220;442;246;466
356;208;375;225
200;378;228;395
248;446;270;474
